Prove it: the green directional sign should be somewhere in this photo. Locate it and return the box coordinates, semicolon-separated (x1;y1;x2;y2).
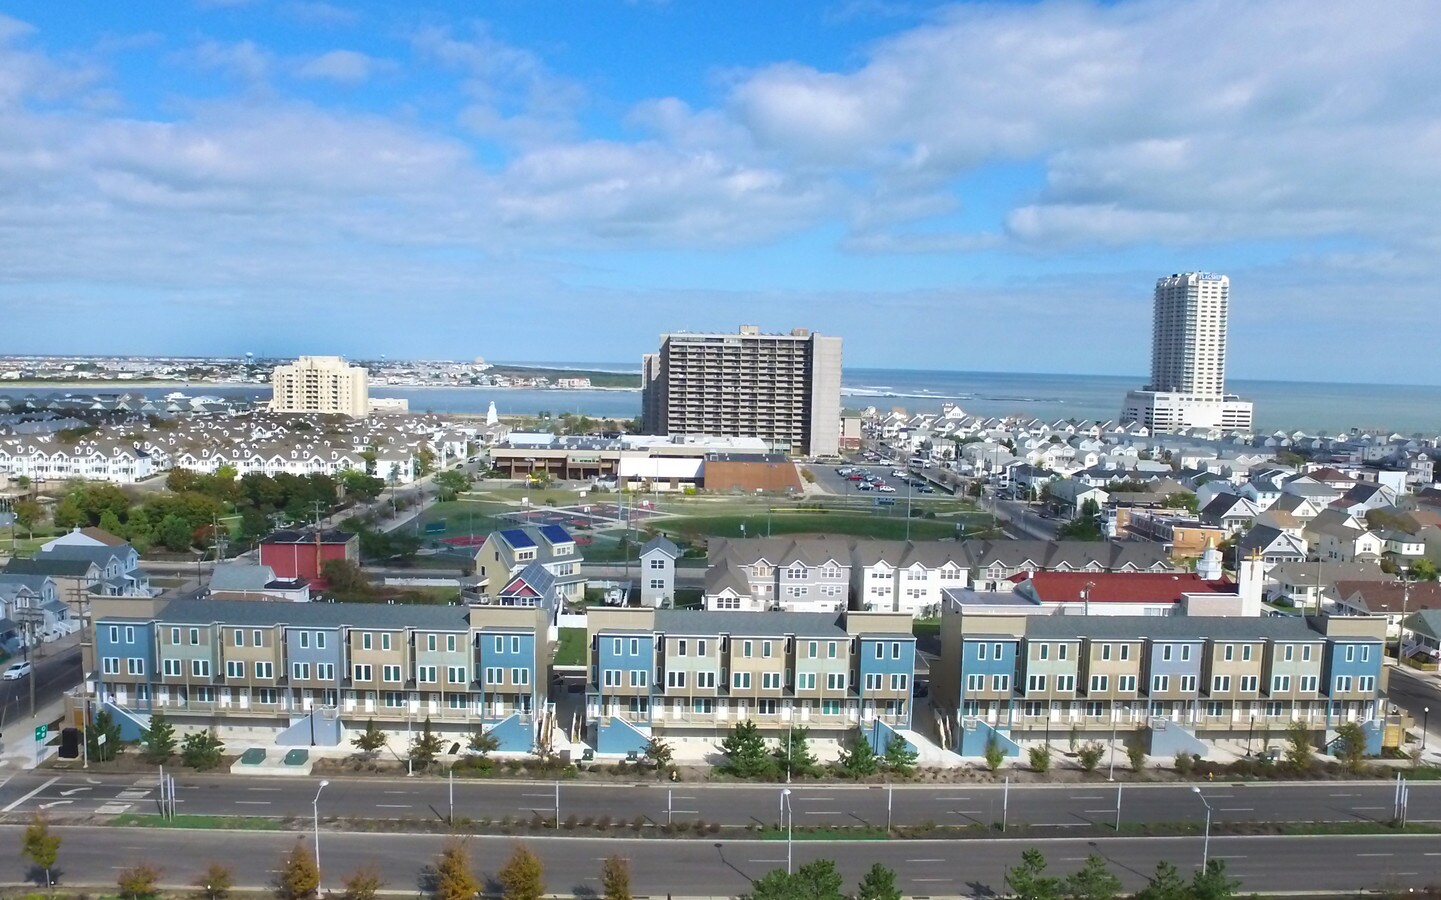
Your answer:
34;724;47;742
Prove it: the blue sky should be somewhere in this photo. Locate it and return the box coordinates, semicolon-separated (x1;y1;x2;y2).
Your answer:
1;0;1439;383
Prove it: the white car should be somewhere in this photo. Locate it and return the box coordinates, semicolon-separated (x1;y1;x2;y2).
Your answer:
3;662;32;681
877;484;897;493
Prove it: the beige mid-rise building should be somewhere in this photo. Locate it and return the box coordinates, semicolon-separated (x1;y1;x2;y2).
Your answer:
641;325;842;457
269;356;369;417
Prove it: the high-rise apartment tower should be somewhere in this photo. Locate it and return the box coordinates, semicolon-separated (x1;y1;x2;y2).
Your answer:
641;326;842;457
268;355;370;417
1122;273;1253;433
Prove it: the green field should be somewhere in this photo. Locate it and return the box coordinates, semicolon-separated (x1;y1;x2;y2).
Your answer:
658;511;963;541
554;627;587;667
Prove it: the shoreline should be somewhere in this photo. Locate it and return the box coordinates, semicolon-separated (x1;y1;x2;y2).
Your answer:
0;381;642;393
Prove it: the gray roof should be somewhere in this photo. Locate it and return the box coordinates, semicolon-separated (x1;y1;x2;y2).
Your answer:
1267;560;1388;587
655;609;847;638
1407;609;1441;642
209;563;278;593
140;598;472;630
39;544;130;567
1024;615;1324;642
704;557;752;596
5;557;97;578
0;574;50;597
640;535;681;560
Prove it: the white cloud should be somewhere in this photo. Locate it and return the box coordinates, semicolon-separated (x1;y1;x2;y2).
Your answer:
296;49;390;84
183;38;272;82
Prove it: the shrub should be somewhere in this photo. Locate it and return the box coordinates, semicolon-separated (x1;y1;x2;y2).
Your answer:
1127;741;1147;772
1076;741;1105;772
1174;751;1197;775
1028;745;1052;773
984;736;1006;772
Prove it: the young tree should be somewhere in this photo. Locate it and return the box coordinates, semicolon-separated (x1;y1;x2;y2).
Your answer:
467;727;500;757
1028;744;1052;774
836;731;881;778
433;840;479;900
1284;720;1315;773
1412;558;1439;582
1076;742;1105;773
1335;721;1368;774
1063;854;1122;900
339;866;384;900
13;499;42;539
720;720;774;778
1127;741;1147;772
410;717;446;770
351;719;388;758
181;729;226;771
883;734;919;777
643;736;674;770
497;843;545;900
276;841;320;900
853;862;903;900
117;863;162;900
743;860;846;900
600;855;632;900
195;862;234;900
88;709;123;762
984;735;1006;772
1190;859;1241;900
774;726;819;778
1007;848;1061;900
1134;861;1189;900
140;711;177;763
21;813;61;887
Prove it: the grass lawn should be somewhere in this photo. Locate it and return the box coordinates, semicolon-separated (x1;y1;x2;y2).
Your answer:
111;813;282;830
554;627;587;666
658;511;961;542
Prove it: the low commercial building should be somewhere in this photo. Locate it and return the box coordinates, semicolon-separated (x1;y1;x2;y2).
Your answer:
258;528;359;587
207;563;311;602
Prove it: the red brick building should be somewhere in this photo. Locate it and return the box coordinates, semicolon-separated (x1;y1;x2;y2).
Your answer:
259;528;359;586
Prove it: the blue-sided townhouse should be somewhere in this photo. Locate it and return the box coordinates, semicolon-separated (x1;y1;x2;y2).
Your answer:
848;611;917;751
1319;616;1387;728
94;613;159;738
588;612;658;754
471;604;549;752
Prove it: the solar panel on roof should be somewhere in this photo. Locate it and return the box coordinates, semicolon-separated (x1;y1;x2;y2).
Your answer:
539;524;572;545
500;528;536;548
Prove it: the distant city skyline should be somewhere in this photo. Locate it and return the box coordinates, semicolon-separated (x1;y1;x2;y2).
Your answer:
2;2;1440;383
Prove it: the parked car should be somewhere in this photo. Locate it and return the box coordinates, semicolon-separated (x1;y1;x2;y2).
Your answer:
3;662;32;681
877;485;896;493
916;485;936;494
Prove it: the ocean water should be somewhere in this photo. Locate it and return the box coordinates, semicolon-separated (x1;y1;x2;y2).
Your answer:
7;368;1439;434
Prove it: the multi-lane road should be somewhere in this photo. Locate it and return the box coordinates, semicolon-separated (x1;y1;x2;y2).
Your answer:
2;825;1438;896
0;771;1429;830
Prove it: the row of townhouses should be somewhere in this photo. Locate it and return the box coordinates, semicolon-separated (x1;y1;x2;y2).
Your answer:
701;537;1177;616
0;411;473;485
585;607;916;755
934;610;1389;757
89;598;552;752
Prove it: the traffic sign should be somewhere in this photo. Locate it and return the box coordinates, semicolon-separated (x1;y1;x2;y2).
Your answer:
34;724;47;742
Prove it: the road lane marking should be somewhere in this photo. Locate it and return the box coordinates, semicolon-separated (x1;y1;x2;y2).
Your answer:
749;859;786;864
377;804;412;809
1219;807;1254;812
912;878;952;883
907;859;945;863
248;787;284;792
235;801;271;806
1084;809;1117;814
796;796;834;801
1214;856;1248;860
2;776;59;813
1352;806;1387;810
1071;795;1105;800
1329;792;1357;797
1357;853;1392;857
802;811;842;815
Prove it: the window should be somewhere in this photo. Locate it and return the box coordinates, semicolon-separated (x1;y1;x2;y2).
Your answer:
1361;646;1371;662
966;674;984;692
732;672;750;689
695;671;716;689
1283;645;1294;661
1206;701;1224;717
195;687;215;703
1058;644;1069;661
894;642;903;659
298;632;309;649
649;558;664;570
448;694;467;710
1212;675;1231;693
1090;674;1109;693
890;673;909;692
493;636;502;653
384;691;405;709
692;697;714;714
603;669;620;687
826;672;846;691
613;638;622;655
316;632;326;650
697;640;707;657
821;700;843;715
1223;644;1234;661
512;668;529;685
231;629;244;647
828;642;838;659
1161;644;1172;661
1272;675;1291;693
255;661;273;679
763;641;773;658
629;638;640;656
978;643;988;661
648;579;665;590
630;670;649;688
797;672;816;690
1303;645;1313;661
318;664;335;681
485;667;504;683
1022;701;1043;717
1120;645;1131;661
1179;675;1198;693
1239;676;1258;693
758;699;777;715
1181;645;1191;661
448;635;457;653
1300;675;1318;693
256;688;277;704
102;657;119;675
1242;644;1252;662
676;639;688;657
189;628;200;645
427;635;437;652
293;662;311;681
1359;676;1376;692
353;664;373;681
1086;701;1105;718
762;672;781;690
1334;675;1353;692
1055;674;1075;692
1118;675;1136;693
418;666;438;684
253;630;263;647
226;660;245;678
191;659;210;678
448;666;467;684
1028;674;1047;692
992;674;1010;692
382;634;392;651
107;626;119;643
1038;643;1049;660
382;665;402;683
874;642;883;659
668;671;688;689
363;633;373;650
170;627;180;645
1153;675;1170;693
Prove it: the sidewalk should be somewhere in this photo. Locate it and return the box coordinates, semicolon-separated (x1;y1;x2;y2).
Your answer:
0;695;69;773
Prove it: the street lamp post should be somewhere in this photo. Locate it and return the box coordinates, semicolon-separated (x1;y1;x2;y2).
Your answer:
1192;786;1213;870
312;780;330;887
1425;707;1431;752
1247;715;1256;757
781;788;793;874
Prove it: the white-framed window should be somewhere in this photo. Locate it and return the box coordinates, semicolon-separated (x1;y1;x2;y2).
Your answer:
418;666;438;684
1028;674;1046;692
382;665;402;683
1272;675;1291;692
890;673;909;692
226;660;245;678
317;664;335;681
1090;674;1108;693
1212;675;1231;693
966;674;984;691
1118;675;1136;692
992;674;1010;692
191;659;210;678
826;672;845;691
797;672;816;690
255;661;274;679
511;668;529;685
668;670;687;689
1152;675;1169;693
102;657;120;675
293;662;311;681
448;666;467;684
732;671;750;689
1055;674;1075;692
127;658;145;675
762;672;781;690
696;671;716;689
352;664;373;681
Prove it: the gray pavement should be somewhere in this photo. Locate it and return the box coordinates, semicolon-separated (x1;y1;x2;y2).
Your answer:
0;771;1432;830
1;824;1437;896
